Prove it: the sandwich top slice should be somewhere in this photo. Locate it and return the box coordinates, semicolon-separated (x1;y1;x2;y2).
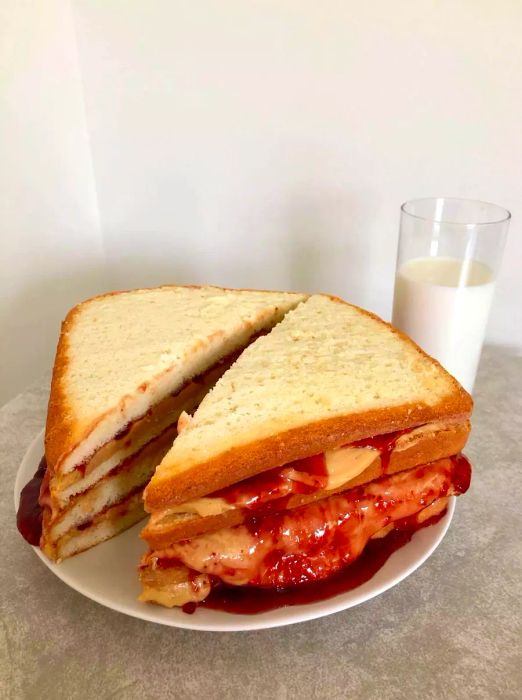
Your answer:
143;294;471;512
36;285;306;560
140;294;472;608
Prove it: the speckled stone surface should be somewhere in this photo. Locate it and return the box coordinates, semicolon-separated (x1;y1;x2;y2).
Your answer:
1;347;521;700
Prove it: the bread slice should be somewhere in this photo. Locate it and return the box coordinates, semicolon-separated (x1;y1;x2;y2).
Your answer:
144;294;472;511
48;354;235;511
141;418;469;548
45;285;307;477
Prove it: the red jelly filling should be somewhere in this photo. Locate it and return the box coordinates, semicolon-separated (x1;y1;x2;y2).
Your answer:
170;454;471;613
243;457;466;589
208;428;410;511
349;428;410;471
212;453;328;510
199;507;447;614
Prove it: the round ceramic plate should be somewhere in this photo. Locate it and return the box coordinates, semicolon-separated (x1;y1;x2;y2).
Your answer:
15;430;455;632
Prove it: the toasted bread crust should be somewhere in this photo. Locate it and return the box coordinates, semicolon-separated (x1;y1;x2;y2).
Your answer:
141;420;470;547
45;303;80;474
44;284;305;476
144;397;471;511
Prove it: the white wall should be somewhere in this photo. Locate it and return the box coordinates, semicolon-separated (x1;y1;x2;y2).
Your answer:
72;0;522;330
0;0;106;403
1;0;521;405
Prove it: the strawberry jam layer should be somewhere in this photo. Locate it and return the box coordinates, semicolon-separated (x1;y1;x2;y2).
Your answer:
211;453;328;510
208;427;410;511
196;506;448;614
159;455;471;590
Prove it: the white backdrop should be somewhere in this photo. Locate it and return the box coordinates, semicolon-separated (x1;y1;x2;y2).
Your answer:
1;0;521;405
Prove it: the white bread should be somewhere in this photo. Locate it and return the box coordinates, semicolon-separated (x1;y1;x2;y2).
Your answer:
144;294;471;510
45;285;306;477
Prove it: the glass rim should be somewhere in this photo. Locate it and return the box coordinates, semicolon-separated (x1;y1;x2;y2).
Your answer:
401;197;511;226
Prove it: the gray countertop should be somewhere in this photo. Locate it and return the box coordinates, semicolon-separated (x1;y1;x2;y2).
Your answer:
1;346;521;700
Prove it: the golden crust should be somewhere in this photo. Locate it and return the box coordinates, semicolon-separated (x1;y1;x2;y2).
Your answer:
144;399;472;513
45;302;82;474
141;420;470;547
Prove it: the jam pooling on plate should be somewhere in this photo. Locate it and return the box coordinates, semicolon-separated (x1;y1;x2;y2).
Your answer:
190;507;447;614
160;454;472;613
16;451;140;546
16;456;46;545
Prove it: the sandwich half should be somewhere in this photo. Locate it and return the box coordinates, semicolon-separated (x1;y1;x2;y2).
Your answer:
35;285;306;560
140;294;472;608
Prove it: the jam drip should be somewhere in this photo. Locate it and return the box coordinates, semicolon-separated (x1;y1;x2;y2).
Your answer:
16;456;46;545
451;453;472;494
349;428;410;471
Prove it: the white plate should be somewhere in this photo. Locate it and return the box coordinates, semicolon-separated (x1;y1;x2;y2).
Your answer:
14;430;456;632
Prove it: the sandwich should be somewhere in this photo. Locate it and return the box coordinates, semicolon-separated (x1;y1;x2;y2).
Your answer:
139;295;472;609
28;285;306;560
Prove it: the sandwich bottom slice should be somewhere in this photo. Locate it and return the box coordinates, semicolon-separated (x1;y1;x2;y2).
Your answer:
138;428;472;610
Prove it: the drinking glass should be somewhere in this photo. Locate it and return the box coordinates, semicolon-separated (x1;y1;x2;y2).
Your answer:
392;198;510;393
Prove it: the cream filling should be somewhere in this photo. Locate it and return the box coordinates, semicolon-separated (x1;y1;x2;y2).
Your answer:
142;492;452;607
165;496;235;519
394;421;452;450
151;463;454;589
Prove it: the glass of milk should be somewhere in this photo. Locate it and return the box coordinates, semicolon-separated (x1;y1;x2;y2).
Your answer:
392;198;510;393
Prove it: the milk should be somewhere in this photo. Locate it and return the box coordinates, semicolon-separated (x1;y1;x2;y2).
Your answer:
392;257;495;392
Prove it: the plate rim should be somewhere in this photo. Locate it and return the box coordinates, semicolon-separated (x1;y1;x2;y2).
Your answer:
14;429;456;632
